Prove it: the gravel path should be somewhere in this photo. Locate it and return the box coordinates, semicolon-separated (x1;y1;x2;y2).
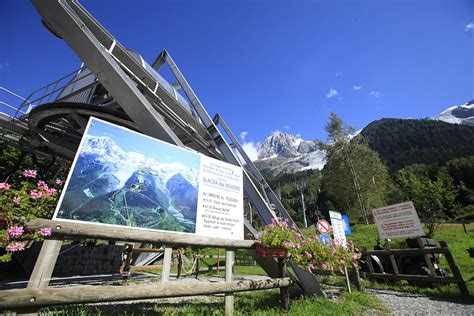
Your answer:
368;289;474;315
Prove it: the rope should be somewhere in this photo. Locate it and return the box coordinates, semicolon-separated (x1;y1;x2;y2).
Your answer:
179;249;202;275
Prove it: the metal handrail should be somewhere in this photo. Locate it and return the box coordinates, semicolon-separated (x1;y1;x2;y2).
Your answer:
15;66;89;116
0;87;33;117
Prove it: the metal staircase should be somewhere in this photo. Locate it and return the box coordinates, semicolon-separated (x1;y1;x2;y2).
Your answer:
30;0;324;296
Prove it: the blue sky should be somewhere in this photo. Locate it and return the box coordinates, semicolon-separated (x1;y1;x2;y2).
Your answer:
1;0;473;160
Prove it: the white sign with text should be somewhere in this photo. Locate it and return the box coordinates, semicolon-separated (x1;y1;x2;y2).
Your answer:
195;156;244;240
372;201;424;240
329;211;347;247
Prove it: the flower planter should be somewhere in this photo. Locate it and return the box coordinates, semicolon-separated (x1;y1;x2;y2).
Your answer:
256;242;287;258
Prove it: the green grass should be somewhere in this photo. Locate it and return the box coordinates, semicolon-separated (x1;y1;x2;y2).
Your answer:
40;289;389;315
302;222;474;300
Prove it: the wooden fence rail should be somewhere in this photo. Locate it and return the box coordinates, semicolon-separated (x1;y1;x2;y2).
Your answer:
0;219;293;314
27;219;254;249
0;278;293;309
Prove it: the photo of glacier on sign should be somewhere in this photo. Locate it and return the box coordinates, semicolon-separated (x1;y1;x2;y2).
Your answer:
54;117;199;234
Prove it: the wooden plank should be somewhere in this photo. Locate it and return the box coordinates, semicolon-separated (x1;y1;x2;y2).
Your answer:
26;219;255;249
161;247;173;283
366;273;459;283
27;240;63;289
416;238;436;277
364;248;450;256
0;278;293;309
385;240;399;275
225;249;234;316
439;241;470;297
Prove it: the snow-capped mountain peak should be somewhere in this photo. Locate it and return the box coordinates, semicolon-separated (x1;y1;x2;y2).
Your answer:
254;130;325;176
432;101;474;126
258;130;316;160
82;136;125;160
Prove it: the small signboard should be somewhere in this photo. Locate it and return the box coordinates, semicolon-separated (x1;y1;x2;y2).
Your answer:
54;117;244;240
329;211;347;247
319;234;332;246
342;214;352;235
316;219;331;234
372;201;424;240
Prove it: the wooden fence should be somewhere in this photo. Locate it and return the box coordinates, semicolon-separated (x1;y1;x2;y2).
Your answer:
361;240;469;297
0;219;293;314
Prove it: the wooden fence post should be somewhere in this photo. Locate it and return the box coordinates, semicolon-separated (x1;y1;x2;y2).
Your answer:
177;248;183;279
352;266;364;291
27;240;63;289
161;246;173;283
225;249;234;316
439;241;470;297
278;257;289;311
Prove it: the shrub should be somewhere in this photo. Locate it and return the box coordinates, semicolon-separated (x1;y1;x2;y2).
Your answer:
0;169;62;262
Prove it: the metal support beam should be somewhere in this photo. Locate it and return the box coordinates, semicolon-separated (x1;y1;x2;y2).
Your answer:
32;0;184;146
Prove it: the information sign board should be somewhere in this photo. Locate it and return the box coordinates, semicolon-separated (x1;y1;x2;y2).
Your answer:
54;117;244;240
372;201;424;240
329;211;347;247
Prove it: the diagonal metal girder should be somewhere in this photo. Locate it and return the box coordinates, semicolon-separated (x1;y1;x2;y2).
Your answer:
31;0;184;147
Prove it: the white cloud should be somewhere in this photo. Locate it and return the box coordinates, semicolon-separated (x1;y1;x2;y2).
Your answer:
326;88;338;98
239;131;248;141
464;23;474;32
283;125;290;131
352;85;362;91
369;91;381;98
335;72;343;76
241;142;260;161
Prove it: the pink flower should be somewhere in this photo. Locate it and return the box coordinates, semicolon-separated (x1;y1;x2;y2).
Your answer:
6;242;25;252
46;187;57;196
305;251;313;259
268;224;275;228
307;264;314;271
55;179;63;186
12;197;21;204
283;241;294;249
23;169;37;178
8;226;24;237
321;263;328;270
37;181;48;190
295;233;303;238
330;247;336;255
0;182;11;190
29;190;43;200
39;227;52;237
352;255;359;260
